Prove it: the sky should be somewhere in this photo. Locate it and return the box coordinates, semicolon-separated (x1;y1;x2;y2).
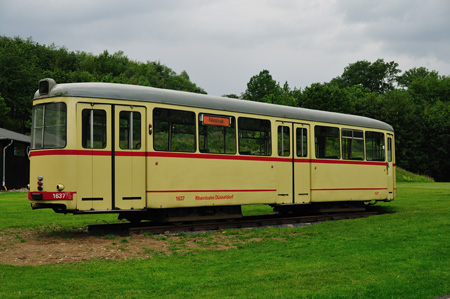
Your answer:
1;0;449;96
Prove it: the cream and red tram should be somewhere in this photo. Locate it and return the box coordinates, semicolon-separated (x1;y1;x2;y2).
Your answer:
28;79;395;222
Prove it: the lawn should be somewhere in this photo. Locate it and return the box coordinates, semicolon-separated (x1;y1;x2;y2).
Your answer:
1;183;450;298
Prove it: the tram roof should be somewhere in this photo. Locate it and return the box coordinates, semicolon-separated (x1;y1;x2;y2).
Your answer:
34;80;393;132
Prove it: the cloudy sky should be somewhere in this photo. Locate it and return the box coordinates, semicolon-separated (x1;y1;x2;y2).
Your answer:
1;0;449;96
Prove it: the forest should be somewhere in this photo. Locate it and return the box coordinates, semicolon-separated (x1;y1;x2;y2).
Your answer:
1;36;449;181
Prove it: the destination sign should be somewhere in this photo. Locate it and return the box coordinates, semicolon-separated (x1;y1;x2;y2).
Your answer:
202;115;230;127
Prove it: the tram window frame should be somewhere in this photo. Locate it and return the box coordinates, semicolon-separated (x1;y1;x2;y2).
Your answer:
277;126;290;157
198;114;236;154
153;108;196;152
296;128;308;158
82;109;107;149
238;117;272;156
119;111;141;150
365;131;385;161
315;126;340;159
387;137;392;162
31;102;67;149
341;129;364;160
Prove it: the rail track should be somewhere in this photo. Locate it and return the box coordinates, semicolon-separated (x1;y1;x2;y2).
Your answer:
88;207;387;235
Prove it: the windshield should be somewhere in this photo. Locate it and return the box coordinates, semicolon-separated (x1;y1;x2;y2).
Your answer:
31;102;67;149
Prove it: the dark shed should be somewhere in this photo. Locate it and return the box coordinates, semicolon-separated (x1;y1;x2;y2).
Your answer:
0;128;30;190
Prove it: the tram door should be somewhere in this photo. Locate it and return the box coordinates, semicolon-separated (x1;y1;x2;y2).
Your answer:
293;124;311;204
114;106;146;210
76;103;113;210
387;134;395;200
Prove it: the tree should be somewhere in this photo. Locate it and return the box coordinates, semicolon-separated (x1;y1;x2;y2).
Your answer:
276;81;296;107
243;70;281;102
397;67;439;88
407;72;450;105
422;100;450;181
0;93;10;128
0;36;41;133
332;59;401;94
222;94;240;99
296;82;369;114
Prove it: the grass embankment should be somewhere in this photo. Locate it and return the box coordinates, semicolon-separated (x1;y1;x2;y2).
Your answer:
396;167;435;182
0;178;449;297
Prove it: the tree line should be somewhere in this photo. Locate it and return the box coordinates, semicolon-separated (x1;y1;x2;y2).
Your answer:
0;36;449;181
0;36;205;134
241;62;450;182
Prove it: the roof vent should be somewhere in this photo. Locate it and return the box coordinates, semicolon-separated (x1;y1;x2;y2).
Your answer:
39;78;57;95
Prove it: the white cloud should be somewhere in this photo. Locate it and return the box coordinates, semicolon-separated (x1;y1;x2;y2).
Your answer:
335;0;450;59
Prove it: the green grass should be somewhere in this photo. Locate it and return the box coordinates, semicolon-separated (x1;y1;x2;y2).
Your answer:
1;184;450;298
0;192;120;230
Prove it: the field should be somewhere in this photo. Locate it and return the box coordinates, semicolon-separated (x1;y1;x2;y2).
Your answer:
1;182;450;298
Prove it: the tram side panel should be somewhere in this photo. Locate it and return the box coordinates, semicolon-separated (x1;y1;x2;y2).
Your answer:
310;162;389;202
146;155;278;209
310;125;391;203
274;157;295;204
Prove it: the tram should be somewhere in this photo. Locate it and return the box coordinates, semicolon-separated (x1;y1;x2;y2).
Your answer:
28;78;395;222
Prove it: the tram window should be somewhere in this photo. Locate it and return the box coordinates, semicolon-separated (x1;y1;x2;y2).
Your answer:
199;114;236;154
387;137;392;162
82;109;107;149
238;117;271;156
277;126;290;157
31;102;67;149
119;111;141;150
153;108;195;152
296;128;308;157
366;131;385;161
342;129;364;160
315;126;340;159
